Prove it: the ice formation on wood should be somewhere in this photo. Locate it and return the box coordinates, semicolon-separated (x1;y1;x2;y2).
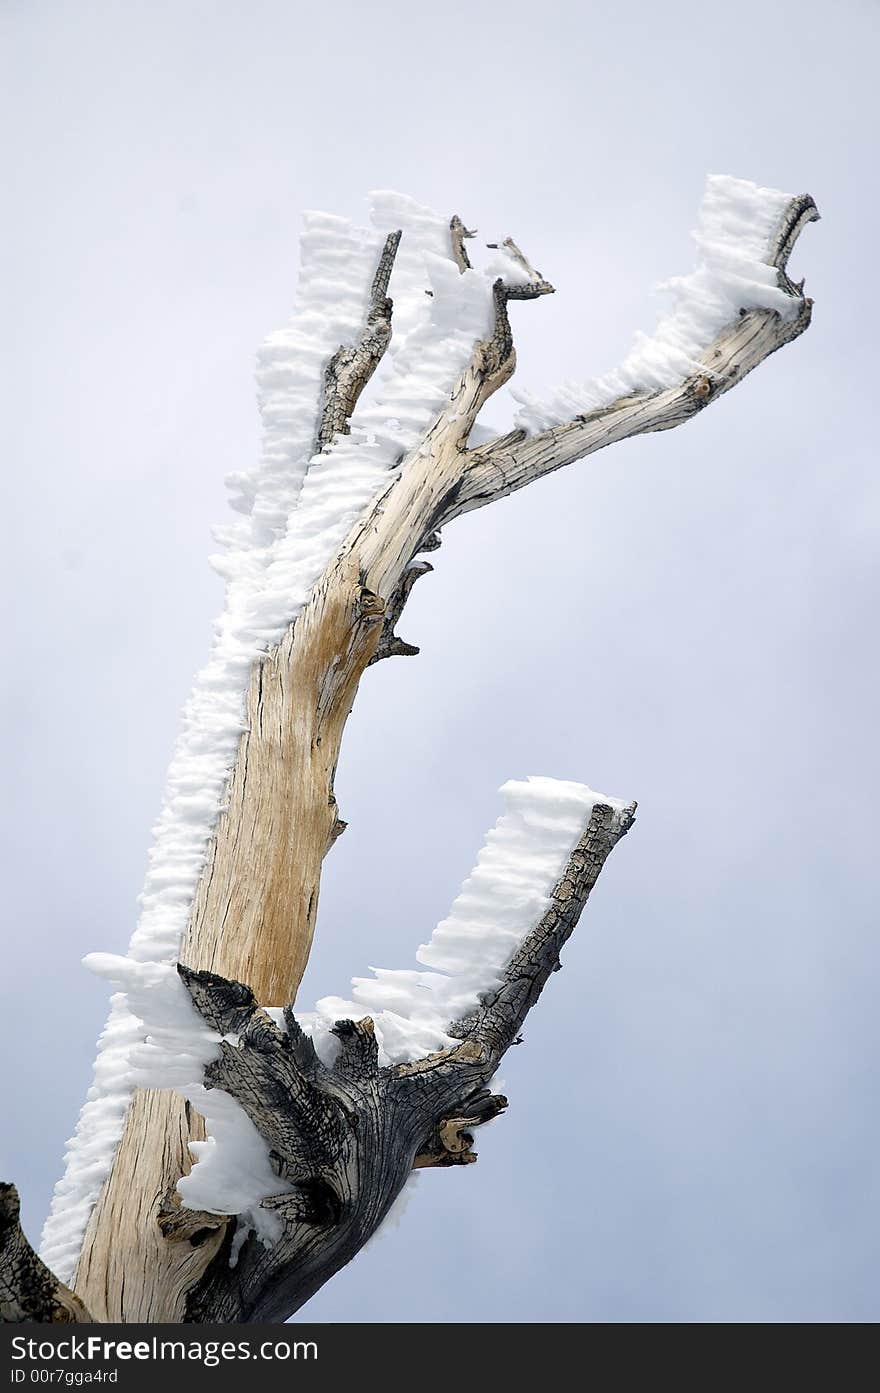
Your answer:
39;190;498;1281
307;777;627;1065
513;175;801;431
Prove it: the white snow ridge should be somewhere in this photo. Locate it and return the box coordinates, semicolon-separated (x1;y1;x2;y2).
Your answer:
512;174;802;432
40;174;790;1281
308;777;627;1065
39;188;500;1282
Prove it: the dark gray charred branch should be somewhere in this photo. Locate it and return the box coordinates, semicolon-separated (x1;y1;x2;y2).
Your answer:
9;187;817;1326
315;230;402;451
0;1185;91;1324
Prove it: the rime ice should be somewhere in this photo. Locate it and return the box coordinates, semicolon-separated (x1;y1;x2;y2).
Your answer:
513;175;801;432
39;174;798;1281
311;777;628;1064
39;190;496;1281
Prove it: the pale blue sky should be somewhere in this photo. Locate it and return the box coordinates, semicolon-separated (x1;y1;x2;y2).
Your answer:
2;0;878;1322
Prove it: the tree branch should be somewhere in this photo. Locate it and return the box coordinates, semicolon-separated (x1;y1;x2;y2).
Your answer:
453;195;818;519
466;801;636;1057
315;230;402;450
48;180;817;1324
367;547;437;664
449;215;475;272
0;1185;91;1323
176;798;634;1323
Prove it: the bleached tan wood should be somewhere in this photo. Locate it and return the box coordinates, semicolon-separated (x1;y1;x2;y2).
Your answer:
71;1092;219;1322
24;189;816;1324
449;214;475;272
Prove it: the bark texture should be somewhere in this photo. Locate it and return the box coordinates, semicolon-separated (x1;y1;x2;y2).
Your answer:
316;230;401;450
0;1186;91;1324
3;187;818;1325
179;800;635;1322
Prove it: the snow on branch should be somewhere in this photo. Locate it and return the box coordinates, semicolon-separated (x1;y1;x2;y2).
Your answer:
0;1185;90;1324
171;792;634;1322
223;212;387;548
314;229;401;450
453;176;818;518
39;192;493;1282
36;194;562;1282
30;172;816;1321
514;175;816;430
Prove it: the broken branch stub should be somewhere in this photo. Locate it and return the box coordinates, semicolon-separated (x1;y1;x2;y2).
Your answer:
26;178;817;1325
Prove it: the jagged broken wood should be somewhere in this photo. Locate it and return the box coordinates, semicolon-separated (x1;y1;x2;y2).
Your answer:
5;179;818;1325
316;230;401;451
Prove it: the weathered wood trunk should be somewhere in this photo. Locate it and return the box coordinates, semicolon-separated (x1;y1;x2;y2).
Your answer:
2;182;818;1325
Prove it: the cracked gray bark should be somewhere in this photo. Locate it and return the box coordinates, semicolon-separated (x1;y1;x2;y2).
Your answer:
454;195;819;518
315;230;401;451
179;800;635;1323
0;1186;91;1324
4;185;818;1324
368;547;436;664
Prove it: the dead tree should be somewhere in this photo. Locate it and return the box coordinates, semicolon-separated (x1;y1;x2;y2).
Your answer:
1;177;817;1323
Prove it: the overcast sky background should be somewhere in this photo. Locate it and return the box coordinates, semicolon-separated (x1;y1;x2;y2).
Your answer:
2;0;878;1323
